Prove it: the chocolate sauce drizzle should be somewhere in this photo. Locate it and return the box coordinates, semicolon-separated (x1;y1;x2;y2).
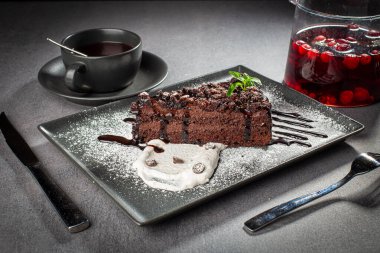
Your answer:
273;124;328;138
271;135;312;147
149;145;165;153
272;116;314;129
98;135;138;146
238;108;253;142
273;130;308;140
270;109;329;147
97;135;164;153
159;137;170;144
272;110;314;122
244;115;252;141
182;110;190;143
159;118;169;142
123;117;136;123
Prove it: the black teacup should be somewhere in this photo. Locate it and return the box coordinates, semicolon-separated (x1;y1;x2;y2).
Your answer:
61;28;142;93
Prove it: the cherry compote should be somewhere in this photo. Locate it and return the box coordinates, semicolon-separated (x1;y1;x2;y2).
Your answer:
284;24;380;107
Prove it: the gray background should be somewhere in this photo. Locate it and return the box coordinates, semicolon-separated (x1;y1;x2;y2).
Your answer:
0;1;379;252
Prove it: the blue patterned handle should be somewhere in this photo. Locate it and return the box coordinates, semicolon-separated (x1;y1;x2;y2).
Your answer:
244;173;354;234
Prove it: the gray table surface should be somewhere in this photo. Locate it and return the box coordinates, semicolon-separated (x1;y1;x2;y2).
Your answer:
0;1;379;252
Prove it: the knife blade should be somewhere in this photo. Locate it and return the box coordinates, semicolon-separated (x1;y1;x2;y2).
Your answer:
0;112;90;233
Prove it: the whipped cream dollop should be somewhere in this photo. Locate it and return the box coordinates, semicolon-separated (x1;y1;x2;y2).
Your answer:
133;139;226;191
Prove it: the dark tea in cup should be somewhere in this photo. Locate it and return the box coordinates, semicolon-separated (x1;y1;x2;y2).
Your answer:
61;28;142;93
76;42;134;57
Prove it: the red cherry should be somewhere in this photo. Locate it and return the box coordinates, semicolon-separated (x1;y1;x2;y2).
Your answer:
346;36;357;43
325;38;335;43
307;49;319;59
287;81;301;91
286;83;293;89
370;49;380;63
298;43;311;55
339;90;354;105
327;96;337;105
360;54;372;65
292;40;304;51
347;23;359;30
370;50;380;60
320;51;334;63
292;40;304;52
335;43;351;51
354;87;370;102
328;41;337;47
336;38;349;44
291;42;298;51
293;40;305;52
367;30;380;37
295;40;306;46
293;83;302;92
314;35;326;42
308;92;316;99
318;96;327;104
343;54;359;69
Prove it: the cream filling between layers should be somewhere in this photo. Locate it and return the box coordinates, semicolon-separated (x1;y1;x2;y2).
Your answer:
133;139;226;191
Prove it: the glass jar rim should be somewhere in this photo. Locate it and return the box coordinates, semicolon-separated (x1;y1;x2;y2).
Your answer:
291;0;380;21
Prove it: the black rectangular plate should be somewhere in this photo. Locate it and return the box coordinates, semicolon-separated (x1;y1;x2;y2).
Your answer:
38;65;364;225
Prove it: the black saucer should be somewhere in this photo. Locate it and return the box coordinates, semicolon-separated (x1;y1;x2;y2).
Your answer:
38;51;168;106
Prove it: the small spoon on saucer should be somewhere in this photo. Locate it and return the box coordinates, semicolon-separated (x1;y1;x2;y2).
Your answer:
244;152;380;234
46;38;88;57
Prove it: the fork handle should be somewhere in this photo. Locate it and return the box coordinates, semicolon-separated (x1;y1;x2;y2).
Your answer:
244;173;353;234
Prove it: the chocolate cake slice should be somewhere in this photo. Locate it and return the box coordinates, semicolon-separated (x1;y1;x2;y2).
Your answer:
130;81;272;147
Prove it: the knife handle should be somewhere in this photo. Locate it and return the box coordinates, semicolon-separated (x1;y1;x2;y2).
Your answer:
28;163;90;233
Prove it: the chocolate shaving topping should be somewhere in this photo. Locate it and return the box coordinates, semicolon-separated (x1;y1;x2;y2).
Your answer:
130;102;139;113
165;112;173;119
140;80;269;113
145;159;158;167
138;92;150;100
133;80;270;111
173;156;185;164
192;163;206;174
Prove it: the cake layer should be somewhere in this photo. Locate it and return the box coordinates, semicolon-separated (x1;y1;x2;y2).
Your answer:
131;80;272;146
137;109;271;145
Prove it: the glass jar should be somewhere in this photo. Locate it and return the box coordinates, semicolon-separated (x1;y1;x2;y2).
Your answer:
284;0;380;107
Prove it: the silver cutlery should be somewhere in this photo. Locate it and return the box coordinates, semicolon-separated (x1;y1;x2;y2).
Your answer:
46;38;88;57
244;152;380;234
0;112;90;233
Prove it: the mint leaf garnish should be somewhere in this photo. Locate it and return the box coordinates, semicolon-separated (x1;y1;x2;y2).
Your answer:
226;71;262;97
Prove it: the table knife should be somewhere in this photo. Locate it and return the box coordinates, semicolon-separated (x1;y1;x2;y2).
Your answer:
0;112;90;233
